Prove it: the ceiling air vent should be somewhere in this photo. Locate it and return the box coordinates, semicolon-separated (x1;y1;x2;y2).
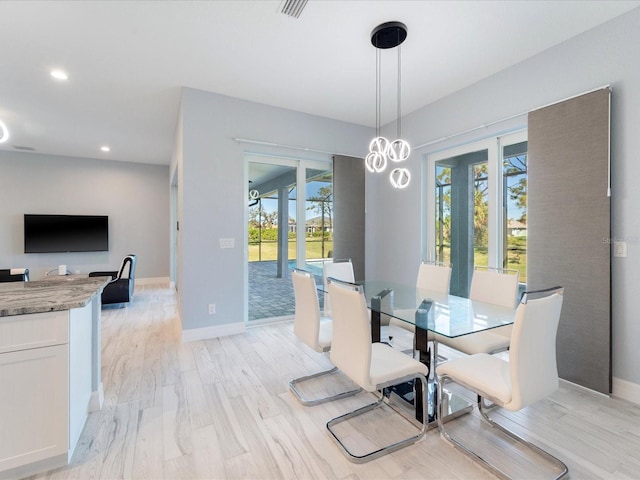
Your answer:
12;145;36;151
280;0;308;19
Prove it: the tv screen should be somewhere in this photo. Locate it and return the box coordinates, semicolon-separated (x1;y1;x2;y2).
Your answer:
24;214;109;253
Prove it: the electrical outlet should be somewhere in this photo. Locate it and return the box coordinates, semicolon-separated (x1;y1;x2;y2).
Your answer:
208;304;216;315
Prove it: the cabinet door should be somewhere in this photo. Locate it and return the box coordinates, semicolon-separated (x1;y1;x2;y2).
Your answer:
0;344;69;472
0;310;68;354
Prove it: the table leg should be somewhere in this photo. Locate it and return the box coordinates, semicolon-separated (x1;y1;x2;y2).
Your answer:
414;324;431;373
370;308;381;343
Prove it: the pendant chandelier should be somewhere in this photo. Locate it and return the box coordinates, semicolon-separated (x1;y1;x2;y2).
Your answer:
365;21;411;189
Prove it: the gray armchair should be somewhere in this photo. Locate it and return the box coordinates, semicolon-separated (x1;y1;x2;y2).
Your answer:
0;268;29;282
89;254;136;306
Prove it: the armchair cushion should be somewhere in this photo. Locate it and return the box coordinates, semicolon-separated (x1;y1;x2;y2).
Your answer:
100;278;132;305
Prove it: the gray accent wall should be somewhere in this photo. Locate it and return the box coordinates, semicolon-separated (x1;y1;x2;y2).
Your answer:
333;155;366;281
0;151;170;279
370;7;640;391
528;89;611;394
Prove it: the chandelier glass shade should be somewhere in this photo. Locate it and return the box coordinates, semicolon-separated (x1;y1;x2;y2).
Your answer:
366;21;411;188
0;120;9;144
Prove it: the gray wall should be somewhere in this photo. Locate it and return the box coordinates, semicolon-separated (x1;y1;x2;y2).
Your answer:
0;151;170;279
369;8;640;388
174;88;372;332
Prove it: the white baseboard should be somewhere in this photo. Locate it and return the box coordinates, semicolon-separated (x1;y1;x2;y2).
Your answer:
136;276;170;286
0;453;68;480
612;377;640;405
89;383;104;412
181;322;246;342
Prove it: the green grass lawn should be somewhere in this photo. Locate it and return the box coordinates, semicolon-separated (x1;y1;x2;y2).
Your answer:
249;239;333;262
438;243;527;283
250;238;526;281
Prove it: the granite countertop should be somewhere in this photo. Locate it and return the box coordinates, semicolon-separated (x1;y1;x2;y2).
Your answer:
0;276;111;317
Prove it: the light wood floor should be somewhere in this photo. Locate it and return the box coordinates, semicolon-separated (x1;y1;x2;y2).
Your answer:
28;282;640;479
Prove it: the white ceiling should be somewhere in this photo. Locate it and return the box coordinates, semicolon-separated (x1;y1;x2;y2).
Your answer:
1;0;638;166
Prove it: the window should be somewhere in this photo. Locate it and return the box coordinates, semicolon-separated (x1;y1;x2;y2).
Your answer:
502;141;527;282
427;131;527;297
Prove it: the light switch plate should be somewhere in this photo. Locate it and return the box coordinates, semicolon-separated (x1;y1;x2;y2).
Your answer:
219;238;235;249
614;241;627;258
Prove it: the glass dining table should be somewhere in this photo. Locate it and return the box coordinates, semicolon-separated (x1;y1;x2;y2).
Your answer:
321;279;517;426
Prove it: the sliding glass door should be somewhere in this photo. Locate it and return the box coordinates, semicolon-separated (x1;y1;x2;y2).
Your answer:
246;155;332;321
427;131;527;297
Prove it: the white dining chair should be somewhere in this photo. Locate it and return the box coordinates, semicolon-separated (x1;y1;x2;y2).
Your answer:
324;258;392;342
325;277;429;463
435;267;519;356
436;286;568;479
388;261;450;361
389;261;451;334
289;268;361;406
322;258;355;317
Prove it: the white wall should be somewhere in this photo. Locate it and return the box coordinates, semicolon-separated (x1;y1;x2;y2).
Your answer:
177;88;372;336
369;8;640;393
0;151;170;279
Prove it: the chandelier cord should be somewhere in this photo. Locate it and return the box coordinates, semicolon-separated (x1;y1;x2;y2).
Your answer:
376;47;381;138
397;34;402;140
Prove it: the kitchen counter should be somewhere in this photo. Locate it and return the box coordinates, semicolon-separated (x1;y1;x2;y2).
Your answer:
0;276;110;316
0;276;109;479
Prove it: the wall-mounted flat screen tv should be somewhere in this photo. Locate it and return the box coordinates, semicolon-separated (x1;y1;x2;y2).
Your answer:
24;214;109;253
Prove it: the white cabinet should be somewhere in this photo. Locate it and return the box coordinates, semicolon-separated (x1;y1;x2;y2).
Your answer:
0;343;69;472
0;304;93;478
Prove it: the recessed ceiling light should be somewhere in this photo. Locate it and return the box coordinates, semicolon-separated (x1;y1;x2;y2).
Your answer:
0;120;9;144
50;69;68;80
101;146;110;152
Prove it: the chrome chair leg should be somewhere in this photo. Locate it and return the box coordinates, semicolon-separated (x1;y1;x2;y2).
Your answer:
326;374;428;463
289;366;362;406
477;396;568;479
437;374;568;480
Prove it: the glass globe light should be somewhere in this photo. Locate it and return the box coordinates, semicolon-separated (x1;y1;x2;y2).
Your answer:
369;136;390;156
387;139;411;162
390;167;411;189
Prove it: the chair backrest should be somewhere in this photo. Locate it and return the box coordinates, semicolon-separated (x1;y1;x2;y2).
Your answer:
328;277;372;390
508;287;564;410
291;269;323;352
118;254;137;280
416;261;451;294
469;267;519;309
322;259;354;316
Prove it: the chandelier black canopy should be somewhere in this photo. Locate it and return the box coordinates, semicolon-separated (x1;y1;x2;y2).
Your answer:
365;21;411;189
371;21;407;49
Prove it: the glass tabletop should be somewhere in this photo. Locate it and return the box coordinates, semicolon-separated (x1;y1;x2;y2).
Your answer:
323;279;516;338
